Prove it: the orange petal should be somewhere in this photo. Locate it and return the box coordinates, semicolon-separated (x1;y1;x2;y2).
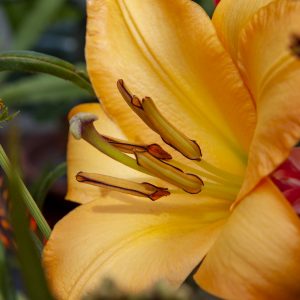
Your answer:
237;0;300;198
213;0;275;61
86;0;255;175
43;194;230;299
195;179;300;299
67;103;145;204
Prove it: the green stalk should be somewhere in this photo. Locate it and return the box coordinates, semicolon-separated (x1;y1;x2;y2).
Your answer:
8;166;53;300
0;145;51;239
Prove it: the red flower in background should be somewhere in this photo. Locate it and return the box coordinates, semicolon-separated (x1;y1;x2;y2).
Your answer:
272;148;300;215
214;0;220;5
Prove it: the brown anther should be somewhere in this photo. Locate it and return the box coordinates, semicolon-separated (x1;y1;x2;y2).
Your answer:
76;172;170;201
132;96;143;108
142;97;202;160
117;79;133;102
117;79;154;130
146;144;172;160
102;135;172;160
135;151;203;194
117;79;202;161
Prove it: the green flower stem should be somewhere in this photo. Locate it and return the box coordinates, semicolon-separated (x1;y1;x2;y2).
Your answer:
0;145;51;239
8;167;53;300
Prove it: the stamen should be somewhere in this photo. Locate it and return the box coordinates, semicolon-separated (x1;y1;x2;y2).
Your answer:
117;80;151;127
117;80;202;160
76;171;170;201
69;113;148;174
171;159;239;186
102;135;172;160
170;188;235;202
135;151;203;194
195;159;243;185
204;182;239;197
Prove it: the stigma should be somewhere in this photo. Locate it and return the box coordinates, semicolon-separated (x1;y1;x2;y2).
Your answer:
69;80;243;201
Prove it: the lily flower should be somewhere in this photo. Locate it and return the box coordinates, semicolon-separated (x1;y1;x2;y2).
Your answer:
43;0;300;299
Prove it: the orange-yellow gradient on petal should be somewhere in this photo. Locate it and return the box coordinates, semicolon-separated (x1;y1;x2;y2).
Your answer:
86;0;256;175
43;194;230;299
213;0;275;61
236;0;300;198
195;179;300;299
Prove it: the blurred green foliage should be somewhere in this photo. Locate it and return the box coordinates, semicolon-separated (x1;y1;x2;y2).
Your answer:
0;0;91;120
8;160;53;300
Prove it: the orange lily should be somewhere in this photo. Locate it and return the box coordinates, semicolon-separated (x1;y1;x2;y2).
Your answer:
43;0;300;299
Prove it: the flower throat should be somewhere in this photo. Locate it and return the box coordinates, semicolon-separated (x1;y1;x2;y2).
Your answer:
69;80;243;201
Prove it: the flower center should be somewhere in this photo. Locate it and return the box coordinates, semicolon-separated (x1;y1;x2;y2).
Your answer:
69;80;243;201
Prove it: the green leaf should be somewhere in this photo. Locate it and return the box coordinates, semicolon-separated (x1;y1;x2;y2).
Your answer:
8;165;53;300
0;51;96;96
34;162;66;208
13;0;67;50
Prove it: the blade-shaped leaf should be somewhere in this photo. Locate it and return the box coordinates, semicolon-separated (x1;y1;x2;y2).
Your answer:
0;51;96;96
8;163;53;300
